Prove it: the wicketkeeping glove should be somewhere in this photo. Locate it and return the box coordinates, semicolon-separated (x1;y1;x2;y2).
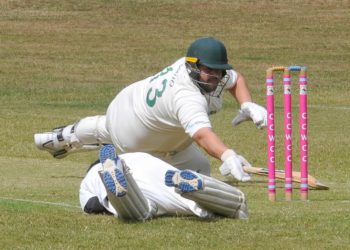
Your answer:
232;102;267;129
219;149;251;182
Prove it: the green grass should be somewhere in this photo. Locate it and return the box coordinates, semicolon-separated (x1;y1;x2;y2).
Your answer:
1;0;349;249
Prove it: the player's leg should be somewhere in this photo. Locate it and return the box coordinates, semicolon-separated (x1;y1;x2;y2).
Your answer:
158;143;211;176
99;145;157;221
80;155;123;215
34;115;112;158
79;160;116;215
165;169;248;219
118;152;215;218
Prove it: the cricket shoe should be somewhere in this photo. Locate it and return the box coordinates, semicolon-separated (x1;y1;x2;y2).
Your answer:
34;125;99;159
165;170;203;193
34;126;71;159
99;144;117;164
101;158;127;197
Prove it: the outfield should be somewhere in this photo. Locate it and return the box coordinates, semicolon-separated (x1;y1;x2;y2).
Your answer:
1;1;349;249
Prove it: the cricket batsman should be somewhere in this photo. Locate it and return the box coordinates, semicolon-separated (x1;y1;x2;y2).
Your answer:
35;37;267;182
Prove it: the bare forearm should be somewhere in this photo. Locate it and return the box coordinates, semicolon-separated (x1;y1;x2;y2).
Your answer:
229;72;252;104
192;128;228;159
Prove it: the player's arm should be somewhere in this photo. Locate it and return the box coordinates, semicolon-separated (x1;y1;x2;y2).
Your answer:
176;93;249;181
227;72;252;104
192;127;227;159
227;71;267;129
192;127;250;182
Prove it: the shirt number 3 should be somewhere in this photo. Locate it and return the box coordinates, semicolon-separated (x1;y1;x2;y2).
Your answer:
146;67;173;107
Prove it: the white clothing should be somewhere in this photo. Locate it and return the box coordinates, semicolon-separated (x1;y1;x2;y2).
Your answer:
75;58;238;174
153;143;211;175
79;152;212;218
105;58;237;154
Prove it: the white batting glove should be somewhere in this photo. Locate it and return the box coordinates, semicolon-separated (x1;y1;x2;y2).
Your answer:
231;110;250;126
232;102;267;129
219;149;251;182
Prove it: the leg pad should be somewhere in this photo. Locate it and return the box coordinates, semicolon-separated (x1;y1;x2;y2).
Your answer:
100;158;157;221
166;170;248;219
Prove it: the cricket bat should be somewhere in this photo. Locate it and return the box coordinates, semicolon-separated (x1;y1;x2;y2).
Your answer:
243;166;329;190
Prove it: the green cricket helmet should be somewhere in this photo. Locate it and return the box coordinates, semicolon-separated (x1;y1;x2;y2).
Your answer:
186;37;232;70
185;37;232;97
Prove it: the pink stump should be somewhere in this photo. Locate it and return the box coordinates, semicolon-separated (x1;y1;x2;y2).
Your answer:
299;72;308;201
283;71;293;201
266;74;276;201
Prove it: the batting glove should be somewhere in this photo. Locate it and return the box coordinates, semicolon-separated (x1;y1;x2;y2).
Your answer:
219;149;251;182
232;102;267;129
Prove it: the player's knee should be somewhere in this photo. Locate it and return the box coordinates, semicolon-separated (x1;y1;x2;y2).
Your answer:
75;116;111;144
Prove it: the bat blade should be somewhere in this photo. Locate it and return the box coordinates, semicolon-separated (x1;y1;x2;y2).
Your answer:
243;166;329;190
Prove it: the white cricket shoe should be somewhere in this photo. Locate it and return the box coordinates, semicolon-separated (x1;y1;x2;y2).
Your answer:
34;126;100;158
34;127;72;159
165;170;203;193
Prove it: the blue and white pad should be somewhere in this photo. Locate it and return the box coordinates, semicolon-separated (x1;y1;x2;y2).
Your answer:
166;170;248;219
99;146;157;221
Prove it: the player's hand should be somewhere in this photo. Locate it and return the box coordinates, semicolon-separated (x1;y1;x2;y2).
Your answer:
231;110;250;126
219;150;251;182
232;102;267;129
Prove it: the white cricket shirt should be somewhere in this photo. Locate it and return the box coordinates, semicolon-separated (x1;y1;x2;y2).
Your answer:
106;58;237;154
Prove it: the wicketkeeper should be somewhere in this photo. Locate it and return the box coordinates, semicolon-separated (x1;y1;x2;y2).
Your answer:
80;145;248;221
35;37;266;182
